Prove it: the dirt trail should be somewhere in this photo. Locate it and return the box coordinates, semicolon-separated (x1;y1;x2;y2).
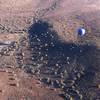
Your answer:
0;0;100;100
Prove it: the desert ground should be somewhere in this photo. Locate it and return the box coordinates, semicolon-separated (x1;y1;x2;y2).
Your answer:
0;0;100;100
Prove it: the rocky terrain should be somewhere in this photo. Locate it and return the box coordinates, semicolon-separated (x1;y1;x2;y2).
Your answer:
0;0;100;100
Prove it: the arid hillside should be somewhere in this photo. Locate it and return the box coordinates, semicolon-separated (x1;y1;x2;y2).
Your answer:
0;0;100;100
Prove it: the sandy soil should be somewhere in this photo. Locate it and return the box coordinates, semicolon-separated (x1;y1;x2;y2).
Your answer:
0;0;100;45
0;0;100;100
0;67;62;100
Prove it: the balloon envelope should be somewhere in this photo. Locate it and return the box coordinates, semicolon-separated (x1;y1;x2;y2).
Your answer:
77;28;86;36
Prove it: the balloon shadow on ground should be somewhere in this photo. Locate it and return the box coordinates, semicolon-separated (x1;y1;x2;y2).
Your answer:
28;20;100;99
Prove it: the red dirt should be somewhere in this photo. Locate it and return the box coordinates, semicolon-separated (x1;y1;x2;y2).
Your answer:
0;67;63;100
0;0;100;100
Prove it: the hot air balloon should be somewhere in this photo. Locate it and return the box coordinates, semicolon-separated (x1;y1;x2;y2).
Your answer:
77;27;86;36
